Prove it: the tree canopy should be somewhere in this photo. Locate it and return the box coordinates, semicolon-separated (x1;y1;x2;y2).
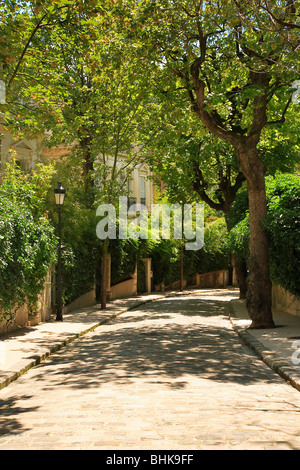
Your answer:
0;0;299;326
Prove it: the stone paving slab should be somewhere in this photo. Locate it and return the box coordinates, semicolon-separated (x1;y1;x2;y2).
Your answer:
0;292;168;390
2;288;300;395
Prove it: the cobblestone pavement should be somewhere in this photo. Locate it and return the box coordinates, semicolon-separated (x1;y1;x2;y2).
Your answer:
0;291;300;450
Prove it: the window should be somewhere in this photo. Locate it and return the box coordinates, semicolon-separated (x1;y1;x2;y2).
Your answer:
140;176;146;206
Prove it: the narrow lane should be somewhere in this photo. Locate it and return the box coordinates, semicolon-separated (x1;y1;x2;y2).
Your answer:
0;291;300;450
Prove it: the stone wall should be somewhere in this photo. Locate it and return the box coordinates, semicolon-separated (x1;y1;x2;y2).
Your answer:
272;284;300;317
0;269;52;335
196;270;231;289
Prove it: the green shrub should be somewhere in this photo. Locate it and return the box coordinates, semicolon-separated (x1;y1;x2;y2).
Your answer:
110;237;139;286
61;243;97;305
264;173;300;296
227;172;300;297
0;180;56;323
150;238;181;286
196;217;230;273
227;213;250;261
149;215;230;286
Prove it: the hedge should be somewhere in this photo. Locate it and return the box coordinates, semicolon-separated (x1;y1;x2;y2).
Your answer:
228;172;300;297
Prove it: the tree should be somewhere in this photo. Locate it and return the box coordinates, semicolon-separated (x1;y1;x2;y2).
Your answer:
1;1;153;309
139;99;249;296
124;0;300;328
141;94;299;298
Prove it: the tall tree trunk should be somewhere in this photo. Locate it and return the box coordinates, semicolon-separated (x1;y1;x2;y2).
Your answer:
224;212;248;299
80;135;94;191
237;143;275;328
101;238;109;310
231;254;248;299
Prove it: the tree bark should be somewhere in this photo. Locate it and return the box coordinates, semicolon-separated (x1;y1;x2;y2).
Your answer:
237;143;275;328
231;254;248;299
101;238;109;310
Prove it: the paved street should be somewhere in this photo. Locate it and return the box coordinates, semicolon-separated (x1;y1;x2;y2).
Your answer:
0;291;300;450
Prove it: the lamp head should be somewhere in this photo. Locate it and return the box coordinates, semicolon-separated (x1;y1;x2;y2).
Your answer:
54;181;66;206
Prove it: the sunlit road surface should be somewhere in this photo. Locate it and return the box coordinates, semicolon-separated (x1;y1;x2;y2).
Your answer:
0;291;300;450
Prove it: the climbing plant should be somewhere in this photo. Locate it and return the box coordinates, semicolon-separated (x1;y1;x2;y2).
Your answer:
0;157;56;323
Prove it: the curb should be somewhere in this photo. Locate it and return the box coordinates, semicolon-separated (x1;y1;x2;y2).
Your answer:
227;301;300;393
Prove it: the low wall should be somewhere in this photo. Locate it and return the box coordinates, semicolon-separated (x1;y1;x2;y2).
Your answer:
63;277;138;313
272;284;300;317
63;288;96;314
110;278;137;300
154;280;187;292
3;267;299;335
0;270;52;334
36;269;52;323
196;270;230;288
0;304;28;334
62;275;300;318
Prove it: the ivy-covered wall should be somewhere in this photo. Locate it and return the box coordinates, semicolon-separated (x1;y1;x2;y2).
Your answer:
0;158;56;324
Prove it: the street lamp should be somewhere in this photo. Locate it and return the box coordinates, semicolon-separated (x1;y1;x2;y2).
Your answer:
54;182;66;321
180;200;184;292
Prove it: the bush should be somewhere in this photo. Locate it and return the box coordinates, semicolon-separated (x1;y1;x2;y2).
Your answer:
149;215;230;286
196;217;230;274
227;213;250;261
264;173;300;296
150;238;181;286
228;172;300;297
0;161;56;323
110;237;139;286
61;243;97;305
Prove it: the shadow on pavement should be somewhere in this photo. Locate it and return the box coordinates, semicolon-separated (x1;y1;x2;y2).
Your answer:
27;296;283;391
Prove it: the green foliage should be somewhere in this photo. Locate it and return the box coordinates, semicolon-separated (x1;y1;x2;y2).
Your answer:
197;217;230;274
45;157;100;305
1;0;299;309
227;188;248;228
264;173;300;296
46;160;141;304
148;215;230;286
228;172;300;296
0;158;56;322
61;243;97;306
150;238;181;286
227;214;250;261
110;237;139;286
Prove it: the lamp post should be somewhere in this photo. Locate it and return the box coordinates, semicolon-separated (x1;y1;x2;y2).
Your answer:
180;201;184;292
54;182;66;321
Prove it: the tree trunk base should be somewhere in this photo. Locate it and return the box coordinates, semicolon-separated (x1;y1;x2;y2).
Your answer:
248;320;276;329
